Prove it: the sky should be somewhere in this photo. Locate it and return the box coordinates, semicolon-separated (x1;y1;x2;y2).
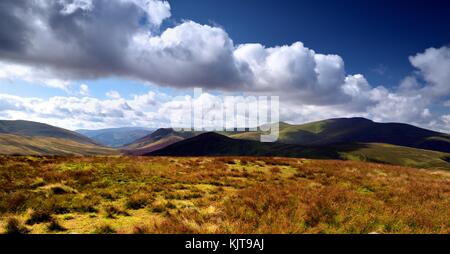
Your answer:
0;0;449;132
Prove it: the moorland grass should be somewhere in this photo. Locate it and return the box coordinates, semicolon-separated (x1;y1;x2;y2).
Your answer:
0;155;449;234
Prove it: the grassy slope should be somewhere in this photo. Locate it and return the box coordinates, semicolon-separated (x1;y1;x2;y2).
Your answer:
230;118;450;153
122;135;184;155
0;120;95;144
0;134;119;156
1;156;449;234
338;143;450;170
150;133;450;170
124;128;196;149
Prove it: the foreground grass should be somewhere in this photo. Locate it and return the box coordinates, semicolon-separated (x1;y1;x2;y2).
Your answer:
0;155;449;234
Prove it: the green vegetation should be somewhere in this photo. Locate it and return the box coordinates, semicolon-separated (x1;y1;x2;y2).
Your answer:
150;133;450;170
0;155;449;234
230;117;450;153
340;143;450;170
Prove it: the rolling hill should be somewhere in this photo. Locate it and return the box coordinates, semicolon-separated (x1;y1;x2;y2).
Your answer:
0;120;118;155
77;127;154;147
126;118;450;156
122;128;197;155
0;120;95;144
0;134;118;156
149;132;450;170
230;117;450;153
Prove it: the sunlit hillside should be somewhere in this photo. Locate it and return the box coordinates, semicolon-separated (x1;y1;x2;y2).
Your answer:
1;156;449;234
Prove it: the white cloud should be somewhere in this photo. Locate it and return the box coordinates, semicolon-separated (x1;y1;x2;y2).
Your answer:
106;90;121;99
127;0;171;26
0;61;71;90
129;21;240;89
409;46;450;99
0;92;170;130
79;84;89;96
442;115;450;125
60;0;94;15
233;42;349;104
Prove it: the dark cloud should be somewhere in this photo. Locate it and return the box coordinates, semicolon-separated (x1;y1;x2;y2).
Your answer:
0;0;30;53
0;0;152;80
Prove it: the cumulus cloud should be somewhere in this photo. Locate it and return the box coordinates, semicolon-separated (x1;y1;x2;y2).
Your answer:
79;84;89;96
0;61;71;89
0;0;449;133
0;0;367;100
409;46;450;99
0;91;169;130
60;0;94;15
106;90;121;99
0;0;172;83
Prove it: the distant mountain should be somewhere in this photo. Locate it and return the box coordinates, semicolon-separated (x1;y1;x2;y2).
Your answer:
148;132;450;170
230;117;450;153
123;128;196;155
148;132;334;157
127;117;450;156
77;127;154;147
0;120;95;144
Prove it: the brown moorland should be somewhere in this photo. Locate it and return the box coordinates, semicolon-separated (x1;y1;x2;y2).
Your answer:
0;155;449;234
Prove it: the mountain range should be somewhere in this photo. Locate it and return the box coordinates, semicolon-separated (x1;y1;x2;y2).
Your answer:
126;117;450;153
76;127;154;147
148;132;450;170
229;117;450;153
0;118;449;169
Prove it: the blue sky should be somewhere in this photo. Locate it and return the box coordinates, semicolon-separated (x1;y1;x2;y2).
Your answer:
169;0;450;87
0;0;449;132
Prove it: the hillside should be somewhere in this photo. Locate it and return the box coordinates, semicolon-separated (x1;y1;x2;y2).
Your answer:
126;118;450;156
147;132;329;157
123;128;197;154
0;120;95;144
77;127;154;147
149;132;450;170
0;134;118;156
123;135;185;155
1;156;449;234
230;117;450;153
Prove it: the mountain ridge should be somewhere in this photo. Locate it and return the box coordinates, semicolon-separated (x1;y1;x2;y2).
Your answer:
77;127;154;147
230;117;450;153
0;120;96;144
148;132;450;170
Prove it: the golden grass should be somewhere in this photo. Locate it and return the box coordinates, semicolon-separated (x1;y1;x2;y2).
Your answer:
0;155;449;234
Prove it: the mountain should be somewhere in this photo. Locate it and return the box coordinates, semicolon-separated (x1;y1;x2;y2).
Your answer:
128;117;450;157
147;132;333;157
230;117;450;153
0;120;118;155
123;128;196;155
0;134;118;156
76;127;154;147
148;132;450;170
0;120;95;144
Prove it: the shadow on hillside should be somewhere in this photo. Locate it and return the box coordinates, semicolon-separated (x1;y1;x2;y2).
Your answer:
284;142;371;160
